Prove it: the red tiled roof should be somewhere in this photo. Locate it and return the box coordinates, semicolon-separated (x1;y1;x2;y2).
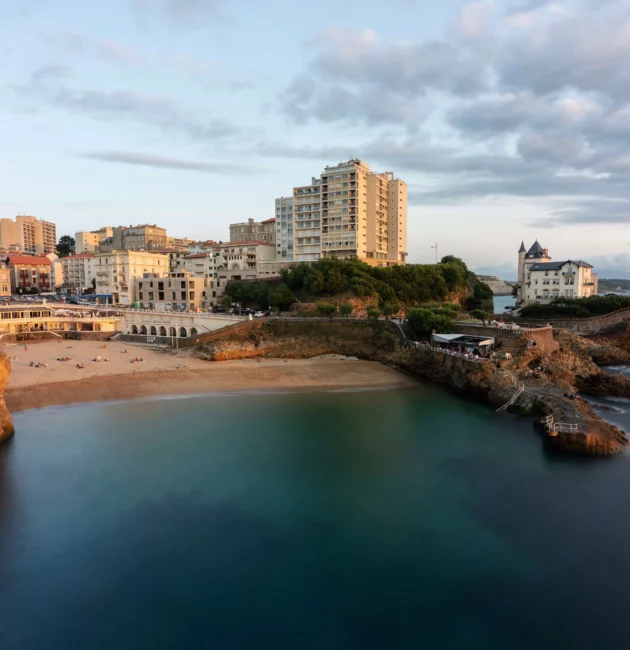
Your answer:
184;253;210;259
6;254;52;266
261;218;276;224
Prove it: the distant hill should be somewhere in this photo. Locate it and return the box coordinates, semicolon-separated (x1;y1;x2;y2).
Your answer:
598;279;630;293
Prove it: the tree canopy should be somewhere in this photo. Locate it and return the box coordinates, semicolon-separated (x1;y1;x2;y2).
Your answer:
56;235;76;258
520;295;630;319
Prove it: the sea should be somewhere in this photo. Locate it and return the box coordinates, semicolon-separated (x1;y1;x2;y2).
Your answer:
2;387;630;649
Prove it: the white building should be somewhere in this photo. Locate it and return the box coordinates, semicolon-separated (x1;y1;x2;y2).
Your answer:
61;253;95;292
517;240;598;304
45;253;64;289
275;196;295;261
93;250;169;305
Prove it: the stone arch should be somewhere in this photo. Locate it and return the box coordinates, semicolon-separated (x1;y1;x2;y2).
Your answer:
131;325;138;334
179;327;188;338
160;326;167;336
150;326;157;336
140;325;148;335
169;327;176;337
190;328;198;337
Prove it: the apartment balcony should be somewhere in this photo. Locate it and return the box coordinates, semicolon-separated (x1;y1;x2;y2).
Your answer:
584;282;596;286
562;272;576;276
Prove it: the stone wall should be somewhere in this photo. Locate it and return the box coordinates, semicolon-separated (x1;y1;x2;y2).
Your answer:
454;324;557;353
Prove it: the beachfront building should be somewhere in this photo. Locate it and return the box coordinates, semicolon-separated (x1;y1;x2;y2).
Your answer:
279;159;408;267
166;236;194;252
134;271;207;311
61;254;95;292
0;216;57;254
94;250;169;305
0;305;121;339
517;241;598;305
275;196;294;261
5;254;53;293
229;218;276;246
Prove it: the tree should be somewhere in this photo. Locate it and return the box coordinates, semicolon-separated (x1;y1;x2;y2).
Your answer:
406;307;454;339
470;309;490;326
270;285;295;311
56;235;75;258
317;303;336;318
221;295;233;311
339;303;353;318
382;301;401;319
367;307;381;320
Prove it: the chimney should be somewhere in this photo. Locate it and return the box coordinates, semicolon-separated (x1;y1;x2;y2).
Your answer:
543;248;549;256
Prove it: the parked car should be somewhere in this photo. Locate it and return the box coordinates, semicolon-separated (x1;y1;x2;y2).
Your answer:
254;311;266;318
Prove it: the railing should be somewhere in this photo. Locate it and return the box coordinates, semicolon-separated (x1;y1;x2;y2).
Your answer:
545;415;581;435
124;309;247;320
496;383;525;413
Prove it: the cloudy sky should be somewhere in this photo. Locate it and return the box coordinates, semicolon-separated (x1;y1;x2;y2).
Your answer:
2;0;630;278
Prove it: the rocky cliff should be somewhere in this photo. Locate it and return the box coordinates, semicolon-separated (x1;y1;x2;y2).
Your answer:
192;320;627;457
0;352;14;443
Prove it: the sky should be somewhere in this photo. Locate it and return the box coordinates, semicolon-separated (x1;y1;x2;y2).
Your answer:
2;0;630;279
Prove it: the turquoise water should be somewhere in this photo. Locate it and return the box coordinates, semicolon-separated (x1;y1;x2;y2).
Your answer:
493;294;515;313
2;387;630;649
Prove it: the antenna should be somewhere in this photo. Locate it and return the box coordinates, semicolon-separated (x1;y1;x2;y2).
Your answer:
431;242;438;264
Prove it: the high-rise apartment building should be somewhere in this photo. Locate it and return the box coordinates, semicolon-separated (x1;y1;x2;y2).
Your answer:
279;159;407;267
274;197;295;261
293;179;322;263
229;218;276;245
0;216;57;254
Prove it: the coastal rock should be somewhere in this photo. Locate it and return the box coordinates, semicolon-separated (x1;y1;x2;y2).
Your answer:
193;320;627;457
0;352;14;443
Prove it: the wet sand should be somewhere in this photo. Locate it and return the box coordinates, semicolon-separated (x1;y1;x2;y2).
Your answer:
3;340;415;412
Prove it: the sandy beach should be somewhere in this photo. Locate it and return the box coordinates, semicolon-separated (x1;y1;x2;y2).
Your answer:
3;340;415;412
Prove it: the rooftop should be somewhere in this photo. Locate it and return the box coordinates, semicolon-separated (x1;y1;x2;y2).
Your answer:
530;260;594;271
6;254;52;266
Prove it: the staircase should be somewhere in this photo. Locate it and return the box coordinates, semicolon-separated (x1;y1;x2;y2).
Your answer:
497;383;534;413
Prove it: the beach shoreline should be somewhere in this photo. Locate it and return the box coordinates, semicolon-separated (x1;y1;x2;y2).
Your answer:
3;340;415;412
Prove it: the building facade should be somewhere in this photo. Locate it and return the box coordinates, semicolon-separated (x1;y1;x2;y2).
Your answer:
229;219;276;245
61;254;95;292
517;241;598;304
98;224;168;252
0;216;57;254
75;231;99;254
93;250;169;305
5;254;53;293
293;179;322;262
0;263;11;297
212;241;276;297
278;159;408;267
274;196;295;261
135;271;206;311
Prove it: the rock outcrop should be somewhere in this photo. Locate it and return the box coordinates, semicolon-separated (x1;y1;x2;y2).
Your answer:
0;352;14;443
192;320;628;457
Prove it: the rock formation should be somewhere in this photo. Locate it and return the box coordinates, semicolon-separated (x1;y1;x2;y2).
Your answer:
0;352;14;443
192;319;628;457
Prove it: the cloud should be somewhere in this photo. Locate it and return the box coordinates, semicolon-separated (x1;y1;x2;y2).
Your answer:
78;151;261;174
16;75;240;142
45;29;146;66
131;0;244;26
280;25;488;128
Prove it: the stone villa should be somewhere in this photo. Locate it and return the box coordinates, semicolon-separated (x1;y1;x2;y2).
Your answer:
517;240;598;305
